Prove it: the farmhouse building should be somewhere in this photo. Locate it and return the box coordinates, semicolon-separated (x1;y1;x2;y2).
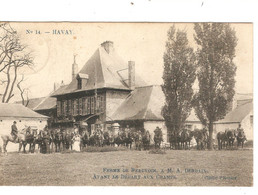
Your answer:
0;103;48;152
0;103;48;134
51;41;148;134
214;101;253;140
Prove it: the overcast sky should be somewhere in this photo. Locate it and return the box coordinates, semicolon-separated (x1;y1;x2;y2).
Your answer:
7;22;253;101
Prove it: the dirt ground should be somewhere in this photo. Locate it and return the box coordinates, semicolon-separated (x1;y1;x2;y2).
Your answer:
0;149;253;186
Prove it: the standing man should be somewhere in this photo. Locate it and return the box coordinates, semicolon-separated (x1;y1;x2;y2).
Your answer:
237;123;243;132
11;121;18;142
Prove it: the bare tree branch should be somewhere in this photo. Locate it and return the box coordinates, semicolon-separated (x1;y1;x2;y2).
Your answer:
0;23;34;103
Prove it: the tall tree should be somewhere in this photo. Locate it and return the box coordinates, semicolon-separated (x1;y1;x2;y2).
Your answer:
193;23;237;149
162;25;196;138
0;23;33;103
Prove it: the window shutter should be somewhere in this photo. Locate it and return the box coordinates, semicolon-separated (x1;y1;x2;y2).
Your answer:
97;96;101;113
73;99;77;116
71;100;74;116
82;98;85;115
87;97;91;115
68;100;71;115
79;98;83;115
63;100;67;116
61;101;64;115
100;96;104;112
76;99;79;115
91;96;95;114
57;101;61;117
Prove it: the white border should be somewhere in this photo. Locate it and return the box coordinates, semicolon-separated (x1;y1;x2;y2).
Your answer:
0;0;257;194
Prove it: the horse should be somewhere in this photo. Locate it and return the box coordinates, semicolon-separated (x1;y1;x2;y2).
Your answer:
80;130;90;150
109;133;115;147
180;130;194;150
236;129;247;148
0;126;30;154
19;127;38;153
88;130;103;147
193;129;207;150
53;130;63;152
103;131;111;146
124;131;134;149
64;131;74;150
39;130;51;154
226;129;237;149
95;131;104;147
114;133;124;147
217;131;228;150
134;131;142;151
142;130;151;150
89;134;96;146
168;131;179;150
154;129;163;149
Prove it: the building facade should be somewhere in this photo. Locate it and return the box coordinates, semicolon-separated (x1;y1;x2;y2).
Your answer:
0;103;48;152
51;41;146;133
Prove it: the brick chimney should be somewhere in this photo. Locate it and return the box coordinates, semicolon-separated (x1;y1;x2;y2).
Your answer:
72;54;78;80
128;61;135;90
101;41;114;54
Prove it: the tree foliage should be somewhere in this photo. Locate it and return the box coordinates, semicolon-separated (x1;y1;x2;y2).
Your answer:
193;23;237;149
0;23;34;103
162;25;196;134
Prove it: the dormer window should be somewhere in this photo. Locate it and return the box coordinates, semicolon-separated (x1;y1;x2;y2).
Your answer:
76;73;89;90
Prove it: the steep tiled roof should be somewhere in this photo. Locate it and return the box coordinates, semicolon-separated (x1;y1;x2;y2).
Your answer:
215;101;253;124
52;43;146;96
111;85;163;121
111;85;200;122
0;103;48;119
34;96;57;111
16;97;45;110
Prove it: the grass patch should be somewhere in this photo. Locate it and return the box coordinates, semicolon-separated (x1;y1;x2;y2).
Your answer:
148;148;166;154
81;146;128;153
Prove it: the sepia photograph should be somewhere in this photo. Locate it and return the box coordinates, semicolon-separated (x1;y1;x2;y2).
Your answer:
0;22;253;186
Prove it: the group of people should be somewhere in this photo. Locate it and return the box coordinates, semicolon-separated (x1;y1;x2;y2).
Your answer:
8;121;166;153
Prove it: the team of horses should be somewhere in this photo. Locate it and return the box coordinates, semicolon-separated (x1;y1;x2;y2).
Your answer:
168;128;209;150
216;128;247;150
79;128;155;151
0;126;163;155
168;128;247;150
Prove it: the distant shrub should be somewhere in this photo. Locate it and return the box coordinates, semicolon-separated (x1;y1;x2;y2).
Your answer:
148;148;166;154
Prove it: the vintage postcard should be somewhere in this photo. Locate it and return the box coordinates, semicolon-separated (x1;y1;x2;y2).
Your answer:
0;22;253;186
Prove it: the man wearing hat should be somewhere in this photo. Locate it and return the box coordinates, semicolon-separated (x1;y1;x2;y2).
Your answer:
11;121;18;142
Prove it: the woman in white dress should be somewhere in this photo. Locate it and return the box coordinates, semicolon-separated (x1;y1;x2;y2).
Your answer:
73;133;81;151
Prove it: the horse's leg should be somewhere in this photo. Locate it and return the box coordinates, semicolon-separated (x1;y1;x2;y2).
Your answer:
18;141;23;153
3;140;8;154
23;143;27;153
